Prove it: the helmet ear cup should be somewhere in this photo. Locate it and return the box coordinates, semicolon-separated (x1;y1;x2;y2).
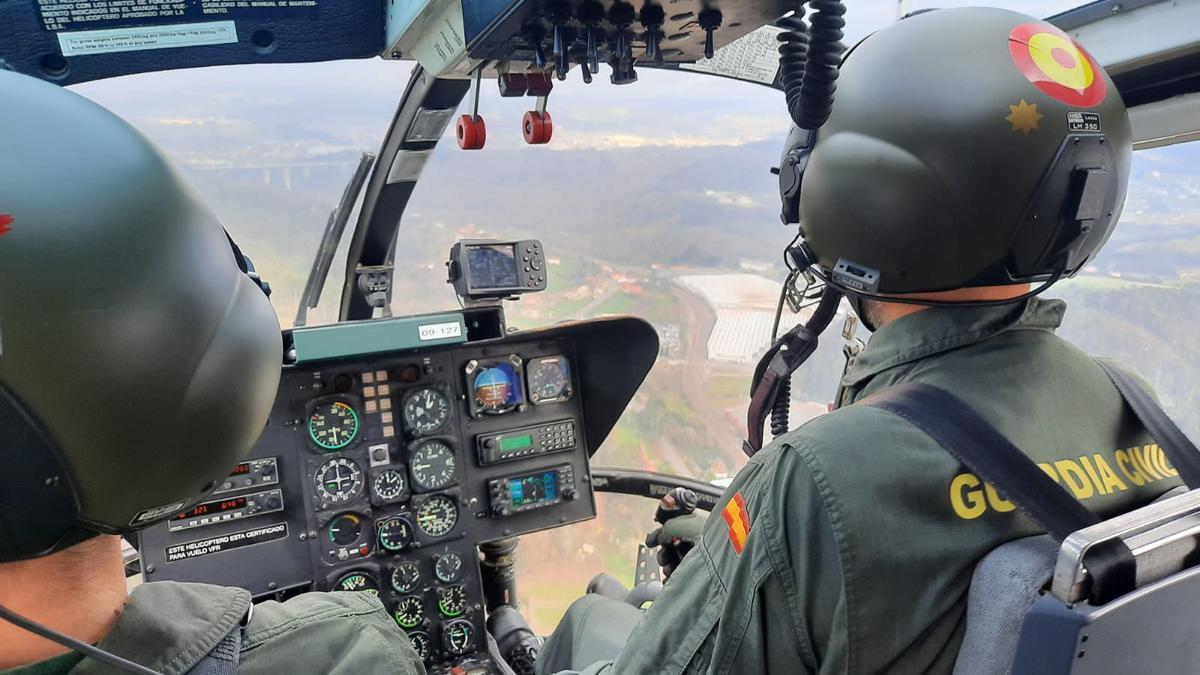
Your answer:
1008;135;1123;280
0;71;284;561
0;386;83;561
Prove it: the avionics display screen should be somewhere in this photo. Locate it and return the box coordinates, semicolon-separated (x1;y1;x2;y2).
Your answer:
174;496;247;521
508;470;558;508
467;244;519;289
230;462;252;476
499;434;534;452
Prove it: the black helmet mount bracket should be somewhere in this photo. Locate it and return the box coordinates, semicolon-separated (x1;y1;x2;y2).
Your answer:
745;0;846;455
778;126;816;225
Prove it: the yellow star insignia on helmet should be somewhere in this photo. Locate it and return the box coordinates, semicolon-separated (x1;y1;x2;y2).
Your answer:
1006;99;1043;134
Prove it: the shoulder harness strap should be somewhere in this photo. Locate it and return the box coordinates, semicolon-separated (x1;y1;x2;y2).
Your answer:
1095;359;1200;488
860;383;1139;604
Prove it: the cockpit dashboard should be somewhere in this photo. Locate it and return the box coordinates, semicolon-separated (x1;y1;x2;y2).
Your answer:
138;311;657;673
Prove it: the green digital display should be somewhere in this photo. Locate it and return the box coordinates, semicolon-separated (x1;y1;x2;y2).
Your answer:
499;434;534;452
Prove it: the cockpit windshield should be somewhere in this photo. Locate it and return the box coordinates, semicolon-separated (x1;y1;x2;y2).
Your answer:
63;0;1199;632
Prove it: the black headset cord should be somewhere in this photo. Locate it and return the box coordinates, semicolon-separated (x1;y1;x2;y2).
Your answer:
0;601;164;675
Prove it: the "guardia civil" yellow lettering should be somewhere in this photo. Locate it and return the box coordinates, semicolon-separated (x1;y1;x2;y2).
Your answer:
949;444;1179;519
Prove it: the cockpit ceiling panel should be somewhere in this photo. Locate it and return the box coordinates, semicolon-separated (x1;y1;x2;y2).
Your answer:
0;1;384;86
462;0;792;66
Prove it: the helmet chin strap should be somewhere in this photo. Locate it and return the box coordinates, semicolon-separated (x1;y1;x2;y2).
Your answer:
845;293;877;333
744;287;843;456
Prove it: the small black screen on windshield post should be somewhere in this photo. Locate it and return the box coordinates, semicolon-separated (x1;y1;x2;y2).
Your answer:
467;245;519;289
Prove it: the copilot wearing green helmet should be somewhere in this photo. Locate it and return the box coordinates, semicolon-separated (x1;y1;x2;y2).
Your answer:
536;8;1178;674
0;71;422;674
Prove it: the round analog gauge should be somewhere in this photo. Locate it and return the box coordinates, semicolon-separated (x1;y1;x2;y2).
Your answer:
327;513;364;546
407;631;431;661
391;561;421;594
528;356;571;404
394;596;425;629
437;585;468;618
403;388;450;435
409;441;457;492
308;401;360;450
472;363;522;414
315;458;363;504
415;495;458;538
434;553;464;584
372;469;408;503
377;517;414;553
443;619;475;655
334;571;378;594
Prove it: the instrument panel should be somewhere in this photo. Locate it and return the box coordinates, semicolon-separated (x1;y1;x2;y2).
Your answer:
138;329;609;673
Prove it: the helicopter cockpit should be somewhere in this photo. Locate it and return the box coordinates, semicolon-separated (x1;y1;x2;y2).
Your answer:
3;1;1200;674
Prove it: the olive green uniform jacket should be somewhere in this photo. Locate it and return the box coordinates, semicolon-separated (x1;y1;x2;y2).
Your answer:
563;298;1182;674
3;581;424;675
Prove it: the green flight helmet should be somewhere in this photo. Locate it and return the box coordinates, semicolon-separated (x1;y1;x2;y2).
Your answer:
0;71;283;562
795;7;1132;297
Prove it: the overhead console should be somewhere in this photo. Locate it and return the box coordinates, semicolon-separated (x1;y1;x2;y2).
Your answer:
0;2;381;86
138;313;657;674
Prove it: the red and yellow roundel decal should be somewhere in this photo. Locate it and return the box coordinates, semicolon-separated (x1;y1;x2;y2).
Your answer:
1008;23;1106;107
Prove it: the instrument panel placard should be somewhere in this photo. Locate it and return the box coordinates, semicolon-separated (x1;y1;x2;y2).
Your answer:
165;523;288;562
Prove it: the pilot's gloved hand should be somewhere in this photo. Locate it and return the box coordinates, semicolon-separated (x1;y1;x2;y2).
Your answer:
645;487;706;579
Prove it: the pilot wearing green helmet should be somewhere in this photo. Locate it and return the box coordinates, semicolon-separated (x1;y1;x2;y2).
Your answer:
0;71;423;674
536;7;1182;674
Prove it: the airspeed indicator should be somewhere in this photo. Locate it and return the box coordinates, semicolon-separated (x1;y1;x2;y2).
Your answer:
308;401;359;450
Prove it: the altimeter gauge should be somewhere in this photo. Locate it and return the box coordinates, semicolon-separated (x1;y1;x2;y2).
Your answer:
410;440;457;492
403;388;450;435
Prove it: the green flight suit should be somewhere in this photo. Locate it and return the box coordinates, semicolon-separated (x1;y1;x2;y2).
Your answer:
542;298;1182;675
2;581;424;675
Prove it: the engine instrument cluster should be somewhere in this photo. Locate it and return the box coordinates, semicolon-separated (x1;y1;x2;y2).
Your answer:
138;324;601;673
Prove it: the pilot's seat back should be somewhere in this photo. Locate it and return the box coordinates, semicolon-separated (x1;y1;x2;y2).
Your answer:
860;361;1200;675
954;483;1192;674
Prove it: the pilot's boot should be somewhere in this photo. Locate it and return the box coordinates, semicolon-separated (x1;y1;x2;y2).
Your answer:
585;572;630;600
487;605;541;675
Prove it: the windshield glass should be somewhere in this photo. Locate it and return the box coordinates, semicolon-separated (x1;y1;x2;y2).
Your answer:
70;0;1189;633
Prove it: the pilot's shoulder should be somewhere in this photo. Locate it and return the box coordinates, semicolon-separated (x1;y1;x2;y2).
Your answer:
241;591;423;674
758;404;937;493
774;404;924;461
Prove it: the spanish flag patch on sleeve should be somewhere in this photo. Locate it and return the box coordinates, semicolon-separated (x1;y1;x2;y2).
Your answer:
722;491;751;555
